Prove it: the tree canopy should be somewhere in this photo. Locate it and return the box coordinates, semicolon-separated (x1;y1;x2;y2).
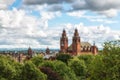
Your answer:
0;40;119;80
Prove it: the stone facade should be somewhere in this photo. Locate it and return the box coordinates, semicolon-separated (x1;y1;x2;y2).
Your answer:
60;29;98;55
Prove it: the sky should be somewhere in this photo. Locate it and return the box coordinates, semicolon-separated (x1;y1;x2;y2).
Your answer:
0;0;120;49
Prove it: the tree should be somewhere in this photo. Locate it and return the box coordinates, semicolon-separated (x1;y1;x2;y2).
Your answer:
88;40;120;80
103;40;120;55
31;56;44;67
68;59;87;79
56;53;72;64
12;62;23;80
21;61;47;80
53;61;77;80
41;60;77;80
78;55;95;78
0;55;16;80
78;55;95;66
40;67;62;80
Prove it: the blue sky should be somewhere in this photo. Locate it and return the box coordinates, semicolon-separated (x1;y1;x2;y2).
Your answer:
0;0;120;48
10;0;120;30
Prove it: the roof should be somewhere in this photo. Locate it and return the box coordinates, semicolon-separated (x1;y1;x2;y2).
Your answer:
67;42;92;50
81;42;91;47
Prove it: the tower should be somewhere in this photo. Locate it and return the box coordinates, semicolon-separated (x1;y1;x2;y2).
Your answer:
28;47;33;58
60;29;68;53
91;42;98;55
46;47;50;54
72;29;81;55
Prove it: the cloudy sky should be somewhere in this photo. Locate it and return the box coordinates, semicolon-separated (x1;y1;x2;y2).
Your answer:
0;0;120;49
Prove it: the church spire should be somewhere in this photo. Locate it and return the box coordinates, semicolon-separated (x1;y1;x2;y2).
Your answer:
62;29;66;37
60;29;68;53
72;28;81;55
28;47;33;58
74;28;79;37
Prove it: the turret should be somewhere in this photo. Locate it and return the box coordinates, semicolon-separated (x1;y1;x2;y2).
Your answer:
60;29;68;53
72;29;81;55
91;42;98;55
46;47;50;54
28;47;33;58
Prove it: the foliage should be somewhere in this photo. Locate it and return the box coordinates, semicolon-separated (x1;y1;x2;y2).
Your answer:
0;40;119;80
53;61;77;80
40;67;62;80
41;60;56;70
41;60;77;80
31;56;44;67
103;40;120;55
78;55;95;66
0;55;16;80
88;40;120;80
21;61;47;80
68;59;87;79
56;53;72;64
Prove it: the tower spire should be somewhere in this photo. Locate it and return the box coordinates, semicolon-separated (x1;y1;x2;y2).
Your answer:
72;28;81;55
74;28;79;37
60;29;68;53
62;29;66;37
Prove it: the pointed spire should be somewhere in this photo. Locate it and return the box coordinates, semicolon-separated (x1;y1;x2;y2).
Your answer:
74;28;79;36
46;47;50;54
62;29;66;37
28;47;33;57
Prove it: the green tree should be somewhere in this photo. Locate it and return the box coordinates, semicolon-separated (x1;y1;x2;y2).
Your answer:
13;62;23;80
78;55;95;66
89;40;120;80
78;55;95;78
68;59;87;79
40;67;62;80
103;40;120;55
41;60;77;80
56;53;72;64
0;55;16;80
53;61;77;80
21;61;47;80
31;56;44;67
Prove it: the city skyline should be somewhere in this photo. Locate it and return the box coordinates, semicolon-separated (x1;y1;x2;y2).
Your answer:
0;0;120;49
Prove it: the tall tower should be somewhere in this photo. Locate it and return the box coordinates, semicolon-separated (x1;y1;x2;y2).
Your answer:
46;47;50;54
60;29;68;53
72;29;81;55
28;47;33;58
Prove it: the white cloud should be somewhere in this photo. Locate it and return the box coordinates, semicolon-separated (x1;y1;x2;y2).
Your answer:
0;9;119;49
0;8;62;48
67;11;119;24
62;23;120;48
23;0;120;17
67;11;86;17
0;1;119;49
97;9;118;17
0;0;15;9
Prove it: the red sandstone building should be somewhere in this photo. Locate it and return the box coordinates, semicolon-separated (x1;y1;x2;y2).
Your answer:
60;29;98;55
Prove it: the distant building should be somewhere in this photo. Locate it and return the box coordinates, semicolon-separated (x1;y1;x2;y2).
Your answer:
60;29;98;55
46;47;50;54
28;47;33;58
